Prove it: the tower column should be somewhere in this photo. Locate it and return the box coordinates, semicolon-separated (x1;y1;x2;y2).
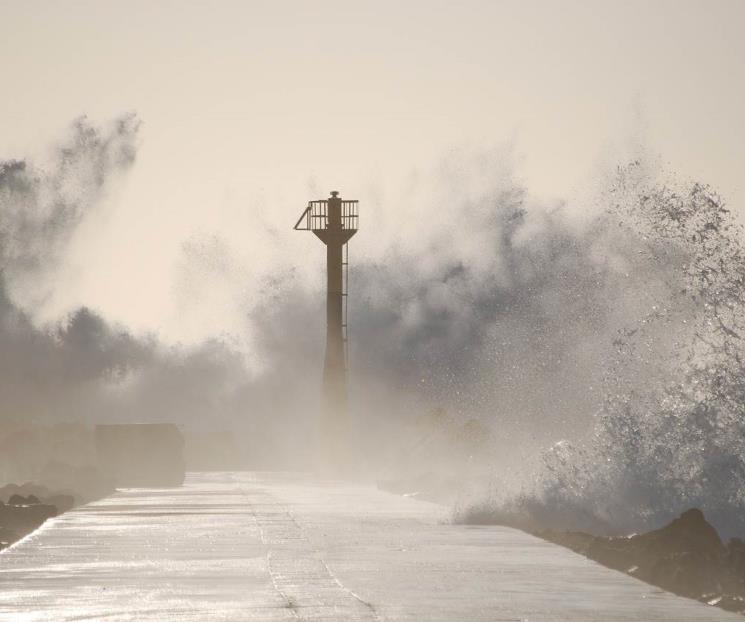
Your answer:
325;239;345;376
294;191;358;472
322;236;347;466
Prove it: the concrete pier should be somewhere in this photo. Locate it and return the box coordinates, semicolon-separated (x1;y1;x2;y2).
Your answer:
0;472;738;621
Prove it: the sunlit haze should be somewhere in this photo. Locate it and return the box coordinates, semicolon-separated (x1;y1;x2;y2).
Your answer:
2;0;743;344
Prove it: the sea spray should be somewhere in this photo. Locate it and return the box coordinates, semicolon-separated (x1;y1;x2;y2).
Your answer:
4;118;744;510
463;163;745;539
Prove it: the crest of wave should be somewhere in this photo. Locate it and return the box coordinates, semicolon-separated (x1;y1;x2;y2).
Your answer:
463;162;745;539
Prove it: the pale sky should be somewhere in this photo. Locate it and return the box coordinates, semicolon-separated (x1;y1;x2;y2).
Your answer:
1;0;744;344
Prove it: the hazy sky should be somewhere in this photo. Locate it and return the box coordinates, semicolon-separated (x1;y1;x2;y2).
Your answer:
1;0;744;343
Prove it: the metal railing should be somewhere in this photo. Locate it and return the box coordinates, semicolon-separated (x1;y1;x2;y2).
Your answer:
293;200;359;231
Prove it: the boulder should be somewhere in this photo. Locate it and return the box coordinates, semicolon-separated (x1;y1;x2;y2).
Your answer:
0;502;57;536
0;483;49;503
539;508;743;604
0;526;19;549
570;509;721;590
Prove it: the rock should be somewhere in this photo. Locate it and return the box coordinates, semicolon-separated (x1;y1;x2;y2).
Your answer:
639;508;724;558
0;483;49;503
708;593;745;614
0;502;57;536
18;483;50;499
0;480;87;549
0;526;20;549
537;508;745;607
598;508;724;597
573;509;722;593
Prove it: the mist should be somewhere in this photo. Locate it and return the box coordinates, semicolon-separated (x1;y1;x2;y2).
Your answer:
0;119;667;447
2;116;744;545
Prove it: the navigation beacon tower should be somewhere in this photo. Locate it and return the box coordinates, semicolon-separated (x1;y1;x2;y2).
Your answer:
294;191;359;467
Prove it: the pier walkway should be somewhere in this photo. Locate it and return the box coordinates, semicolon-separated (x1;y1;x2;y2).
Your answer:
0;472;737;621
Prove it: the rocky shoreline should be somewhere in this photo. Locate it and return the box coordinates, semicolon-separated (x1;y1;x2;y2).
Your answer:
461;506;745;616
535;509;745;615
380;474;745;616
0;479;114;551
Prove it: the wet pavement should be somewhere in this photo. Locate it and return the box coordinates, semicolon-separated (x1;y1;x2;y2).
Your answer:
0;472;738;621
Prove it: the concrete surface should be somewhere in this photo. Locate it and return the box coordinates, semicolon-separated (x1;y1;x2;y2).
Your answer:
0;472;739;621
